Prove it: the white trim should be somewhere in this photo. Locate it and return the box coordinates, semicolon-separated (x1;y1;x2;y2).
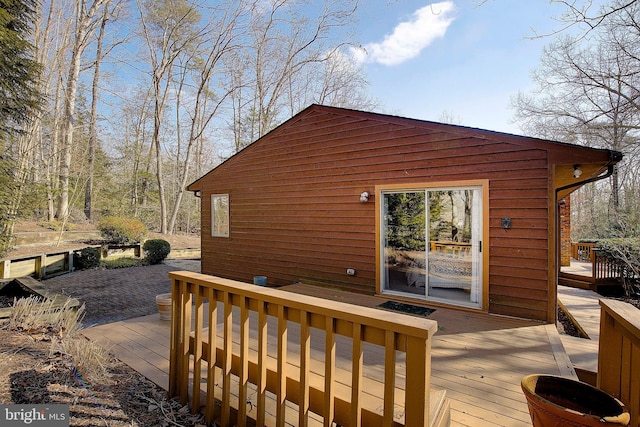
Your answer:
211;194;230;237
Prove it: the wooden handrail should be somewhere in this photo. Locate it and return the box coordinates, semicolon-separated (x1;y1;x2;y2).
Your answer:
598;299;640;427
168;271;439;427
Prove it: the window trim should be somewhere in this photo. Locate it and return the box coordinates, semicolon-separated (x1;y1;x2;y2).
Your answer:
211;194;230;238
375;180;489;311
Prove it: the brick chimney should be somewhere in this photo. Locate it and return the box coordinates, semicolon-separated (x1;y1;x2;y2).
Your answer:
559;196;571;267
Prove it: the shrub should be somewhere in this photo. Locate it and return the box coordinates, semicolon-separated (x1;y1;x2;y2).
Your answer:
100;257;146;269
98;216;147;244
143;239;171;264
74;247;101;270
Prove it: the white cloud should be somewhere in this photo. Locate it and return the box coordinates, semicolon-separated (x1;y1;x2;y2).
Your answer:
352;1;455;66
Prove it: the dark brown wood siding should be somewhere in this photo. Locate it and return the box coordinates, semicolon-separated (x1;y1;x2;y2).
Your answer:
197;107;555;320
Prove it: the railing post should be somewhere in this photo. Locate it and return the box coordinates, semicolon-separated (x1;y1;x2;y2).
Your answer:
405;335;431;426
598;299;640;427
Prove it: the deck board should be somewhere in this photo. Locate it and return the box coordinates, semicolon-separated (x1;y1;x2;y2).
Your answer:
557;285;602;374
82;284;576;426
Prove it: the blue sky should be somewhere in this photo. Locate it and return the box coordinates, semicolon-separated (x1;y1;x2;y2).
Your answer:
351;1;572;135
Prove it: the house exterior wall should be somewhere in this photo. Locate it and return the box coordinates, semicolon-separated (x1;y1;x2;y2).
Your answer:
196;107;557;321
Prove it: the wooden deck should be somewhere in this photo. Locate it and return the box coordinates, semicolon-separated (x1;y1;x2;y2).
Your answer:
82;282;576;426
557;285;602;381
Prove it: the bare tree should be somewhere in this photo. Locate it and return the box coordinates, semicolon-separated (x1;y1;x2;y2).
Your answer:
513;1;640;237
136;0;202;233
228;0;362;150
167;2;247;234
57;0;109;222
85;0;124;220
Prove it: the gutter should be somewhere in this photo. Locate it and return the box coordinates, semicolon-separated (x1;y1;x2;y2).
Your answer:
556;150;623;194
552;149;623;322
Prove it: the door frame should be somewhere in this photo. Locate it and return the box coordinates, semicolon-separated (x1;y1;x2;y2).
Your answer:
375;180;490;312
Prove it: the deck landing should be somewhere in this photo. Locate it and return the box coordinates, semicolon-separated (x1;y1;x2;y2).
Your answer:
83;284;576;426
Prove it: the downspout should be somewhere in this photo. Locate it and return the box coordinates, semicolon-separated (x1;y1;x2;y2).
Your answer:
552;150;623;322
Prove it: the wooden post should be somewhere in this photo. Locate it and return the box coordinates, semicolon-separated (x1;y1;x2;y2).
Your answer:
405;335;431;426
67;250;74;273
1;259;9;279
35;254;45;279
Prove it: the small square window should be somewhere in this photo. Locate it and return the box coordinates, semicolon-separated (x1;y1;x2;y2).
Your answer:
211;194;229;237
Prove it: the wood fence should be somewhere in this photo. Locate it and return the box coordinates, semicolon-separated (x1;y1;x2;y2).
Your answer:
168;271;441;427
598;299;640;427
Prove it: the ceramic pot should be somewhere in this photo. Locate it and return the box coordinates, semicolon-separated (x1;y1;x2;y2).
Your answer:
155;293;172;321
521;374;630;427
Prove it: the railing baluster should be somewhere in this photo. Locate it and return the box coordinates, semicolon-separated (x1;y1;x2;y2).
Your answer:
257;300;268;427
168;279;180;397
299;310;310;427
191;289;204;413
238;296;249;426
276;305;288;427
179;282;192;405
324;316;336;427
383;330;396;426
222;291;232;426
351;322;363;427
205;287;218;423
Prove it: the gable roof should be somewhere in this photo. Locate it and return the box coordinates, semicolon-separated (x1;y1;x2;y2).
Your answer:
188;104;622;192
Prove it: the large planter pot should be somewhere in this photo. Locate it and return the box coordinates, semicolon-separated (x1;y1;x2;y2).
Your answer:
155;293;172;321
521;374;630;427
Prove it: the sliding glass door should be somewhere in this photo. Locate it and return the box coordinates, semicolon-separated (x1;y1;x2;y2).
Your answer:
381;186;482;308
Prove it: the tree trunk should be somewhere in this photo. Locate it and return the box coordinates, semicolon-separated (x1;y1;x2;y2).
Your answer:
85;6;109;220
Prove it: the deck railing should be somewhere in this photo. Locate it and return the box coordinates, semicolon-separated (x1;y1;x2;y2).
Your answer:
598;299;640;426
571;242;596;262
168;271;439;427
593;250;626;281
430;241;471;257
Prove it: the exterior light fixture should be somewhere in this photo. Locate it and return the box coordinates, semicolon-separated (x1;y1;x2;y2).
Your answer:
573;165;583;179
359;191;370;203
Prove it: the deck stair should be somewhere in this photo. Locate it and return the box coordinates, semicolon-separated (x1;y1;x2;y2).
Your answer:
560;247;625;292
557;286;602;385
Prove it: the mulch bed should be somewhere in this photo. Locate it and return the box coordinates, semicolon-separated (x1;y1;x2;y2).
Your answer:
0;327;208;426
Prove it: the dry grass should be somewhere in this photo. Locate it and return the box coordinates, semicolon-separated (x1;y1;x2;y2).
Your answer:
8;296;111;382
9;296;84;337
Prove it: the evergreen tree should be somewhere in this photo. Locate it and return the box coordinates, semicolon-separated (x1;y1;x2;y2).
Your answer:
0;0;42;256
0;0;42;137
